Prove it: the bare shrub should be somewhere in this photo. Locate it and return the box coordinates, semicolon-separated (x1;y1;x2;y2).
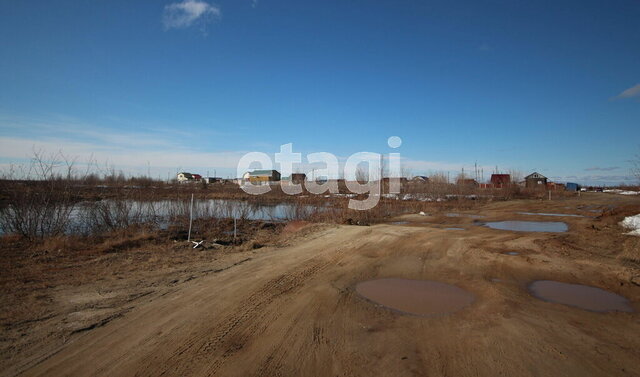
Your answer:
0;151;81;240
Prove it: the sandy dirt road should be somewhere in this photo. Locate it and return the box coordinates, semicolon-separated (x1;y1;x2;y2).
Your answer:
10;195;640;376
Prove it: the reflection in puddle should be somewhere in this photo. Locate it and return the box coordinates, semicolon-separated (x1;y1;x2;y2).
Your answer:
390;221;410;225
517;212;584;218
504;251;519;256
355;278;475;316
529;280;634;312
484;221;568;233
444;227;465;231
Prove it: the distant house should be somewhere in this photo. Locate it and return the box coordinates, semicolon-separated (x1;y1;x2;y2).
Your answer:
177;172;194;182
490;174;511;187
245;169;281;185
282;173;307;185
524;172;547;188
456;178;478;186
412;176;429;182
203;177;222;184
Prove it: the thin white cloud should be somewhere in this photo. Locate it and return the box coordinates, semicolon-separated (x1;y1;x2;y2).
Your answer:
616;83;640;99
163;0;221;30
0;136;247;175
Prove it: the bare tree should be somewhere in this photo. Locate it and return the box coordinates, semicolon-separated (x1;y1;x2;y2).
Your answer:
507;169;523;184
355;165;369;184
429;172;449;185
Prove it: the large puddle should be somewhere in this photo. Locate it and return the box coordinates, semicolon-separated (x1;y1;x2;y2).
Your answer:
529;280;634;313
484;221;568;232
355;278;475;316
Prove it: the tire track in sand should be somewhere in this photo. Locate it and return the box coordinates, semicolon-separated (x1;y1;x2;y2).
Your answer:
151;247;346;376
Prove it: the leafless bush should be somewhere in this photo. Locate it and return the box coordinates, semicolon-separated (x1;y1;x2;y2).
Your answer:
0;151;82;240
0;185;75;240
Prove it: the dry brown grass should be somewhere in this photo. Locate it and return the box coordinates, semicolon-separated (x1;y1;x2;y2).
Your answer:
620;237;640;264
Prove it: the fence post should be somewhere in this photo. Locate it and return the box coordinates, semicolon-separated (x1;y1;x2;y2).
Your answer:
187;193;194;242
233;217;237;242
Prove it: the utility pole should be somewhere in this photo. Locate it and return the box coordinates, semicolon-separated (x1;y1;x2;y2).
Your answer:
474;161;477;181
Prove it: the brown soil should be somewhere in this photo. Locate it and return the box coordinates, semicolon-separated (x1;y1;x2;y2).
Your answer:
2;192;640;376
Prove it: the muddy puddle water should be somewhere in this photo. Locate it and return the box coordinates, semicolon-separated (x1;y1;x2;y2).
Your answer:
355;278;475;316
445;227;465;231
484;221;568;232
529;280;634;313
390;221;410;225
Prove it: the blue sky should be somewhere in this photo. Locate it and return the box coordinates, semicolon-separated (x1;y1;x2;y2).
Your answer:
0;0;638;184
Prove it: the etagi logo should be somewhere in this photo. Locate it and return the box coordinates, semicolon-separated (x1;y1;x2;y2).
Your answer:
236;137;403;210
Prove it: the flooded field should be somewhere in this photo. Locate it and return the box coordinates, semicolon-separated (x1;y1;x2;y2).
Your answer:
355;278;475;316
484;220;568;232
529;280;634;313
0;199;323;236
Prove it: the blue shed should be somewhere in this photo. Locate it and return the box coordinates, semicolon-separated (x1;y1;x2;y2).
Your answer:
566;182;580;191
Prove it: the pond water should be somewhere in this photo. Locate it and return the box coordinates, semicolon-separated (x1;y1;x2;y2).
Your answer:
72;199;319;222
1;199;323;236
529;280;634;313
484;221;568;233
355;278;475;316
517;212;584;218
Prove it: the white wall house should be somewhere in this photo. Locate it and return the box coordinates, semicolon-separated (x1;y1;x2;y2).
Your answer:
177;172;194;182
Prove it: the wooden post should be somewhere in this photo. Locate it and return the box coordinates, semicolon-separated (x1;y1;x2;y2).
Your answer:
233;217;237;242
187;193;194;242
548;190;551;201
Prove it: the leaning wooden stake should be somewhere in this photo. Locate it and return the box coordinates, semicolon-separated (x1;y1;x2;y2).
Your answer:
233;217;237;243
187;193;194;242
